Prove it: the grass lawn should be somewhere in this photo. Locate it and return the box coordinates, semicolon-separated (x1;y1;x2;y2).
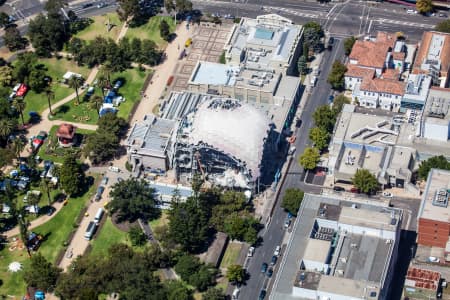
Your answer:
220;242;242;269
37;125;94;164
21;57;90;117
149;210;168;229
126;16;176;49
89;217;129;257
75;13;124;41
0;175;98;297
52;68;148;124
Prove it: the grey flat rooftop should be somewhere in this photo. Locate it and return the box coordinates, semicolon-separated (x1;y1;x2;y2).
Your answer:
161;91;209;120
190;62;239;86
418;168;450;223
127;115;176;157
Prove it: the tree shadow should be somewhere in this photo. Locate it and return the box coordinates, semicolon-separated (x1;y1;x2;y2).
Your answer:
56;104;70;114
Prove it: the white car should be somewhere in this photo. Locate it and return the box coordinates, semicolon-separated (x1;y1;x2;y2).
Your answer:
274;245;281;257
382;191;393;198
108;166;120;173
248;246;255;257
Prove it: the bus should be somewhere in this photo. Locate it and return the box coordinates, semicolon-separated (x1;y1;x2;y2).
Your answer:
84;221;97;240
94;208;104;225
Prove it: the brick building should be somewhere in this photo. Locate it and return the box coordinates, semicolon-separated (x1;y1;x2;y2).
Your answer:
417;169;450;248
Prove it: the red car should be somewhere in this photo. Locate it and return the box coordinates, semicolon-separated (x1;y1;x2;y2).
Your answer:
350;187;360;193
16;84;28;97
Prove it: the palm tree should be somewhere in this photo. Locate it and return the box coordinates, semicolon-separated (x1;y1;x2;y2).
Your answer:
90;95;103;112
12;97;26;125
97;74;108;97
0;118;16;140
68;75;83;105
11;137;25;161
18;214;31;257
45;87;55;115
100;62;113;87
40;178;52;206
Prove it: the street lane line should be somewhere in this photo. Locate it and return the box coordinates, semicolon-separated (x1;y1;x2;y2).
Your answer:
367;19;373;33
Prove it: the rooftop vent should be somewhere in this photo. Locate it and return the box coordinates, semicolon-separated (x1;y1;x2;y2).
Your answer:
432;189;449;208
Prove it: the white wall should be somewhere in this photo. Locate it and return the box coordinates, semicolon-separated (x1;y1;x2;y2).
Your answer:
302;259;329;273
424;121;449;141
345;76;360;91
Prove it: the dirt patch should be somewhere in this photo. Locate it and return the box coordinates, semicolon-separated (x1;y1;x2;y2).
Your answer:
111;213;139;232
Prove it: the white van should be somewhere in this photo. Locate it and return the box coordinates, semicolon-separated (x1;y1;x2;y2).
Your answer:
94;208;104;225
84;221;97;240
232;288;240;299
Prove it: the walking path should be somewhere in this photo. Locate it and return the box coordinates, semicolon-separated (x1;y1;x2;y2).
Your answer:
5;201;65;238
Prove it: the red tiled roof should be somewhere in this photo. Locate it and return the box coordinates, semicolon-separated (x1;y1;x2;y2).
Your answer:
56;123;77;139
349;32;396;69
345;65;375;79
381;69;399;80
413;31;450;77
360;77;406;95
406;267;440;291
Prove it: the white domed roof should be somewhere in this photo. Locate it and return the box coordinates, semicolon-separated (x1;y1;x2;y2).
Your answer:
188;99;270;179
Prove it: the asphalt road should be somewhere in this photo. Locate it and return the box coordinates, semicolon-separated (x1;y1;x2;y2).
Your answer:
192;0;443;42
238;40;344;300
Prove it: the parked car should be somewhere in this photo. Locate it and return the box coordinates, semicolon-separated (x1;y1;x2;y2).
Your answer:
248;246;255;257
271;255;278;265
117;177;124;183
350;187;360;193
274;245;281;256
95;186;105;201
382;191;393;198
261;262;268;273
328;95;334;103
284;219;291;229
101;176;109;185
266;268;273;278
97;2;107;8
259;289;266;300
288;146;296;155
439;13;448;17
16;84;28;97
108;166;120;172
333;186;345;192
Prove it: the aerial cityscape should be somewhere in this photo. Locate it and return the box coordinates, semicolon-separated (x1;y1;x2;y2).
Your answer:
0;0;449;299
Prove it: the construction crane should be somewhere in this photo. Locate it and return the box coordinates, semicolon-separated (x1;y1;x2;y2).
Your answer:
194;151;206;180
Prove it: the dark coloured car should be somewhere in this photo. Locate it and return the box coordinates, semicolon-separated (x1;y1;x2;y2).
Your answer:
267;268;273;278
350;187;360;193
333;186;345;192
271;255;278;266
95;186;105;201
328;95;334;103
259;290;266;300
82;3;93;8
261;262;268;273
327;37;334;49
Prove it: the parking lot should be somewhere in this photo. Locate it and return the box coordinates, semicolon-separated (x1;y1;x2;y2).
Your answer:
168;22;234;93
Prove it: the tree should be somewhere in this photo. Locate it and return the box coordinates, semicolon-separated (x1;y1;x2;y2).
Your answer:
59;152;85;196
416;0;433;14
27;13;68;57
18;214;31;257
128;226;147;246
109;178;159;222
0;118;16;141
165;280;193;300
24;253;61;291
202;287;226;300
27;192;40;210
175;0;193;13
45;87;55;115
224;214;259;245
297;55;307;76
435;19;450;33
174;254;217;291
11;137;25;161
332;94;351;113
28;64;49;93
100;62;113;86
117;0;140;22
309;127;330;151
226;264;245;284
165;0;176;13
313;105;336;132
68;75;83;105
0;65;13;86
209;190;246;231
90;95;103;111
40;178;52;206
0;12;10;28
168;197;209;253
352;168;379;194
3;25;28;51
160;19;171;41
97;112;127;136
299;147;320;170
96;74;108;97
343;36;357;56
303;21;323;52
417;155;450;180
13;52;37;83
282;188;304;216
12;97;26;125
327;60;347;90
